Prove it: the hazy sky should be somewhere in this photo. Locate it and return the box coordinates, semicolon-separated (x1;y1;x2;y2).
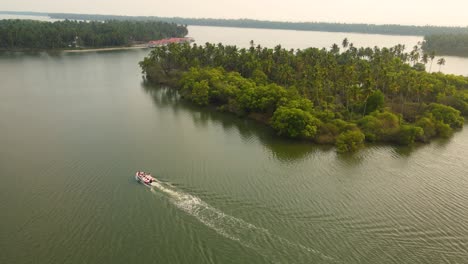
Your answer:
3;0;468;26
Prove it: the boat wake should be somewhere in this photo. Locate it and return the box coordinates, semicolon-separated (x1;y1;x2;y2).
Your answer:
150;180;338;263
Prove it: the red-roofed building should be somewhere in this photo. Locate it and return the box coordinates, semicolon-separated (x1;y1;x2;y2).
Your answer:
147;37;194;48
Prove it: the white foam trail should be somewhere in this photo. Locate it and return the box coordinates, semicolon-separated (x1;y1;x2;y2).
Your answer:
150;180;338;263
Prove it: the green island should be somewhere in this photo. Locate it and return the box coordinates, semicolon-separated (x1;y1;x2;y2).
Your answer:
422;34;468;57
140;41;468;152
0;19;187;50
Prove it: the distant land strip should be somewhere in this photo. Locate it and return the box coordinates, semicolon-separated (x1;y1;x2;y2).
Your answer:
0;19;187;50
2;10;468;36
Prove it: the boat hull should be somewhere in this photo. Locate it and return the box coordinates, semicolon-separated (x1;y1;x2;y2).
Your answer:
135;172;154;188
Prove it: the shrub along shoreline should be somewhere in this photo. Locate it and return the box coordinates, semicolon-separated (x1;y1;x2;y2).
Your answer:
140;41;467;152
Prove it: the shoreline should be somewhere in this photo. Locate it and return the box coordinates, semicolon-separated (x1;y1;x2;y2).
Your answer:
63;45;150;53
0;45;151;53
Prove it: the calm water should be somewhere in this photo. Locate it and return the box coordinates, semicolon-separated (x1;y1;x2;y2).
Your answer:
1;47;468;264
1;14;467;75
187;25;468;77
0;14;61;22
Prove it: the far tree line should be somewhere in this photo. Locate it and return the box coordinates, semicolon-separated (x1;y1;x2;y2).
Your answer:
43;12;468;36
2;11;467;57
2;11;468;37
0;19;188;49
422;34;468;57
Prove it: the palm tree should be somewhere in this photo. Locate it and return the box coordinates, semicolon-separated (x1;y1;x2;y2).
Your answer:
392;44;404;58
410;45;420;66
342;38;349;49
437;57;446;72
422;53;429;65
330;43;340;54
429;51;436;73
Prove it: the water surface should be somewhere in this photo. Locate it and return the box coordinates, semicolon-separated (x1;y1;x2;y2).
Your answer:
187;25;468;76
1;49;468;264
1;14;467;76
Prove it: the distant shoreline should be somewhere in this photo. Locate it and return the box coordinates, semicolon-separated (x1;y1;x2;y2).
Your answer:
0;45;151;53
0;19;188;53
63;45;150;53
3;10;468;37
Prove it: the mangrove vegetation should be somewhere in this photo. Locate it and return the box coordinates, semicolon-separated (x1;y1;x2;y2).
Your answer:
139;41;467;152
0;19;187;50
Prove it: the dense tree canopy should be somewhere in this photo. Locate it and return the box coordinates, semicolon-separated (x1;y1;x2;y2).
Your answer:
43;12;468;36
0;19;187;49
422;34;468;57
4;11;468;37
140;41;467;152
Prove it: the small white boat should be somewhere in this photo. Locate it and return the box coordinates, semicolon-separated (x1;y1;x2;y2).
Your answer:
135;171;155;187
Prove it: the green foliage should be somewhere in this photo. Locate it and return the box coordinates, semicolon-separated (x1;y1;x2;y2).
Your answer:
436;121;452;138
427;103;464;128
271;107;320;139
41;12;468;36
312;110;337;122
415;116;437;142
336;130;365;153
315;119;357;144
142;42;468;122
251;69;268;85
179;67;289;113
358;111;400;142
140;41;468;151
190;80;210;106
0;19;187;49
422;34;468;57
437;94;468;116
396;125;424;145
238;84;287;113
412;63;426;71
415;112;458;140
281;98;314;112
315;122;341;144
365;90;385;114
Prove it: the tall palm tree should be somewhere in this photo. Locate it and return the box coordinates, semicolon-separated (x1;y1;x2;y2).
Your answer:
330;43;340;54
342;38;349;49
422;53;429;65
429;51;436;73
437;57;446;72
410;45;420;66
